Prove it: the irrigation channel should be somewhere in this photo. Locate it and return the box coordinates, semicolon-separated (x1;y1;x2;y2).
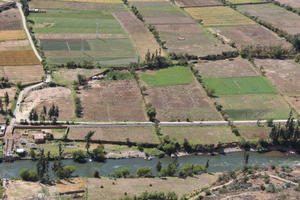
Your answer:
0;152;299;178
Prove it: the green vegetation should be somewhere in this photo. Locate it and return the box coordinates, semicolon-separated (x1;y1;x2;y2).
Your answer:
19;169;38;182
141;66;193;86
203;76;277;95
111;168;130;178
227;0;265;3
104;70;133;81
119;191;179;200
178;164;206;178
136;167;153;178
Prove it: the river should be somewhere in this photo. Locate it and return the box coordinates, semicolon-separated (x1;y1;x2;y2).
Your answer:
0;151;299;178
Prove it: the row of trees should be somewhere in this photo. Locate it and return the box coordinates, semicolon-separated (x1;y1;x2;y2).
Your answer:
29;104;59;121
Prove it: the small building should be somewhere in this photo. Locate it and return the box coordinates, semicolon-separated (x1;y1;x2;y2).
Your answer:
33;133;45;144
16;148;26;155
0;125;6;137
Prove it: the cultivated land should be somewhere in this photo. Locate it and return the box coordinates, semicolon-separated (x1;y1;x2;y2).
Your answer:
237;3;300;35
0;50;40;66
203;76;278;95
19;86;74;121
185;6;256;27
175;0;223;7
216;94;291;120
0;30;26;41
0;65;43;84
68;126;159;144
79;79;147;122
161;126;238;145
278;0;300;9
209;25;292;48
0;40;30;51
87;175;217;200
0;8;22;30
237;124;272;141
195;58;258;78
227;0;266;4
139;67;222;121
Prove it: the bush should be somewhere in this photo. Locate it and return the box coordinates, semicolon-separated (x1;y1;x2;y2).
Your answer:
119;191;178;200
56;166;76;179
19;169;38;182
178;164;205;178
159;161;178;177
137;167;153;178
72;150;86;163
112;168;130;178
91;145;106;162
94;170;100;178
145;103;156;122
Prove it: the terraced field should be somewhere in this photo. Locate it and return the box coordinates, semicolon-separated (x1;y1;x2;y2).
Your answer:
175;0;223;7
277;0;300;9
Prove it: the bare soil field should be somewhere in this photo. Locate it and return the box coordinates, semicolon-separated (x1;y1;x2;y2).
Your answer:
36;33;126;39
63;0;121;3
20;86;74;120
161;126;238;145
254;59;300;94
140;77;222;121
87;175;217;200
156;24;233;57
175;0;223;7
0;40;29;51
79;79;147;122
5;181;43;200
209;25;292;48
0;8;22;30
277;0;300;8
286;95;300;113
0;30;26;41
0;65;44;84
195;58;258;78
0;50;40;66
237;124;272;141
114;11;161;59
237;4;300;35
68;126;159;144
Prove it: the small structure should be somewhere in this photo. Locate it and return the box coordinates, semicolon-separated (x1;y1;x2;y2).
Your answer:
0;125;6;137
29;8;46;13
33;133;45;144
16;148;25;155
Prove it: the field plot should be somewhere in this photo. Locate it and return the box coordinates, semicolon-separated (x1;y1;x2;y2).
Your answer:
286;95;300;114
237;4;300;35
277;0;300;9
0;40;30;51
227;0;266;4
209;25;291;48
0;65;44;84
79;79;147;122
0;50;40;66
185;6;256;27
63;0;121;3
254;59;300;94
88;175;217;200
0;8;22;30
156;24;233;57
195;58;258;78
114;12;161;59
237;124;272;141
175;0;223;7
139;67;222;121
68;127;159;144
216;94;291;120
0;30;26;41
20;87;74;121
161;126;238;145
203;76;277;95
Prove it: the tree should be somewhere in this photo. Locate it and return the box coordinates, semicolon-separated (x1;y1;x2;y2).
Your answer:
36;149;50;183
137;167;153;178
85;131;95;154
29;149;36;160
0;98;3;112
91;145;105;162
72;150;86;163
55;166;76;179
244;151;250;167
156;161;162;172
19;169;38;182
145;103;156;122
4;92;9;112
53;143;64;178
111;168;130;178
178;164;205;178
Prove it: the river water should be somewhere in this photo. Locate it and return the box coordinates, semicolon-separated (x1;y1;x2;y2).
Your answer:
0;151;299;178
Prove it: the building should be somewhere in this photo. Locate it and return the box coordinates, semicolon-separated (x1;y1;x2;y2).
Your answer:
33;133;45;144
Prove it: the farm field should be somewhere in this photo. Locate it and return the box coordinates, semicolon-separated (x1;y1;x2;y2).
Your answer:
0;65;44;84
79;78;147;122
209;25;291;48
185;6;256;27
254;59;300;94
63;0;121;3
139;67;222;121
216;94;291;120
0;40;30;51
0;30;26;41
286;95;300;114
237;124;272;141
68;126;159;144
20;86;74;121
195;58;258;78
0;50;40;66
0;7;22;30
87;175;218;200
203;76;277;95
161;126;238;145
175;0;223;7
277;0;300;9
237;3;300;35
227;0;266;4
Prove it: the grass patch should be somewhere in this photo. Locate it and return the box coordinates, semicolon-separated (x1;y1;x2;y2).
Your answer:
237;124;271;141
203;76;277;95
140;66;193;86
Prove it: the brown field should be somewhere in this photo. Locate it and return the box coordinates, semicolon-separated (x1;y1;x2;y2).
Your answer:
20;86;74;121
0;65;44;84
35;33;126;39
209;25;292;48
237;124;272;141
140;77;222;121
87;175;217;200
79;79;147;122
68;126;159;144
5;181;43;200
0;8;22;30
0;30;26;41
114;11;161;59
286;95;300;113
175;0;223;7
156;24;233;57
63;0;121;3
254;59;300;94
278;0;300;8
237;4;300;35
0;40;30;51
195;58;258;78
0;50;40;66
161;126;238;145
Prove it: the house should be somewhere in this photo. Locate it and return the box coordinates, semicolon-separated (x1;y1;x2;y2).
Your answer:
0;125;6;137
33;133;45;144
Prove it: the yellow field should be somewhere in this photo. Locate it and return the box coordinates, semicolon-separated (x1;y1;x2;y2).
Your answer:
63;0;121;3
185;6;256;27
0;30;26;41
0;50;40;66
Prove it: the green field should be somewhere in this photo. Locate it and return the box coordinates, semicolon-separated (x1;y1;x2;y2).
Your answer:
140;66;194;86
203;76;277;95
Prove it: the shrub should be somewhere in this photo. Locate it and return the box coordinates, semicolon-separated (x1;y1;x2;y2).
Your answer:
94;170;100;178
112;168;130;178
145;103;156;122
72;150;86;163
119;191;178;200
91;145;106;162
19;169;38;182
178;164;205;178
56;166;76;179
137;167;153;178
